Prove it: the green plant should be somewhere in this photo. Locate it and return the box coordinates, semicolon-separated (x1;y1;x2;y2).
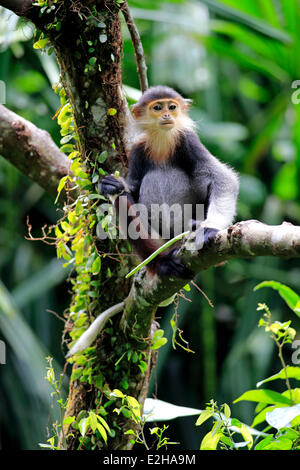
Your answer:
39;356;67;450
196;400;254;449
196;281;300;450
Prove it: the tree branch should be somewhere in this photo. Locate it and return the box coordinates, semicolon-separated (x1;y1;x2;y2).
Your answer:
185;220;300;273
121;220;300;337
0;104;72;199
122;1;148;92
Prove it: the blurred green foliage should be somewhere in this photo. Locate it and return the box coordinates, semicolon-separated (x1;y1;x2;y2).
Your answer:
0;0;299;450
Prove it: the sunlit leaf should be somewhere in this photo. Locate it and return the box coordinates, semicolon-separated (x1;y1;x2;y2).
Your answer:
254;281;300;316
233;389;292;406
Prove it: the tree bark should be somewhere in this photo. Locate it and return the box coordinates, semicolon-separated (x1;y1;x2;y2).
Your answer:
122;220;300;316
0;104;72;199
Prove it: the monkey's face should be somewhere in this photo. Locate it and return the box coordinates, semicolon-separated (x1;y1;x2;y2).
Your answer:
147;99;180;130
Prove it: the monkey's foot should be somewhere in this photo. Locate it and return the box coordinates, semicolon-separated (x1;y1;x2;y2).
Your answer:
157;248;192;278
195;227;219;250
99;174;125;196
204;227;219;245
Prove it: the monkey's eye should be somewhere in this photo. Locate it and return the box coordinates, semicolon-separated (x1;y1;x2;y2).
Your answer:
152;103;162;111
169;104;177;111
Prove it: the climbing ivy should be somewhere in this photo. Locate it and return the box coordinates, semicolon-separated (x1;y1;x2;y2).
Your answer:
30;0;175;450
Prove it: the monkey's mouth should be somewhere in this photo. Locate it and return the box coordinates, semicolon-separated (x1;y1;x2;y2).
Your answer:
160;120;174;126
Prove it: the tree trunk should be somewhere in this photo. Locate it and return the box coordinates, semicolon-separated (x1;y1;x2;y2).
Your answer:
0;0;157;450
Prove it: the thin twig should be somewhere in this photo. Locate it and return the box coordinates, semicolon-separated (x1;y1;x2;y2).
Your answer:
46;309;67;324
190;280;214;308
122;1;149;92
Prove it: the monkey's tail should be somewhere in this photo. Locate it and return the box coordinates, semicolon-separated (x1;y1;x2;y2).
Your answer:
65;301;125;358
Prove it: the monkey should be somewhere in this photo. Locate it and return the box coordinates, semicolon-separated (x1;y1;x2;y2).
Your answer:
100;85;239;277
66;86;239;357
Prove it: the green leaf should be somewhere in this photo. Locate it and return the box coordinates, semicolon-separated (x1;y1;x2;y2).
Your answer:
257;366;300;388
200;430;222;450
96;415;110;433
255;435;273;450
121;379;129;390
110;389;124;398
88;194;104;200
219;435;234;447
88;411;98;432
55;175;70;203
223;403;231;419
278;428;300;441
231;418;242;427
152;329;165;341
234;389;292;406
158;294;176;307
96;422;107;443
127;396;141;419
252;405;276;427
126;231;189;278
71;367;83;381
91;257;101;274
258;436;293;450
195;409;214;426
138;360;148;375
78;417;89;437
240;423;253;449
254;281;300;316
60;134;74;145
98;151;108;163
150;338;168;350
63;416;75;425
60;144;74;154
33;38;50;49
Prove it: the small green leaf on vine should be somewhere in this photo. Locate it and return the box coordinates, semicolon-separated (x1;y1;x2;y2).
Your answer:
107;108;117;116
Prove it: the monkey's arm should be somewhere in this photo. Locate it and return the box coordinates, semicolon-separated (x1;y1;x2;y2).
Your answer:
202;158;239;231
100;146;167;264
100;143;146;198
190;134;239;231
186;136;239;248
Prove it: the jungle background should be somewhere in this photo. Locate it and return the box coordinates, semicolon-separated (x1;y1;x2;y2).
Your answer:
0;0;299;450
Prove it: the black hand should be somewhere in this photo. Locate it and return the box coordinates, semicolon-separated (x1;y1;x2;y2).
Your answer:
157;248;192;278
195;227;219;249
99;175;125;196
203;227;219;246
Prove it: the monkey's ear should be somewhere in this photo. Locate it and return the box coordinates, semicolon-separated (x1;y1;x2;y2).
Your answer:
131;103;143;119
182;98;193;110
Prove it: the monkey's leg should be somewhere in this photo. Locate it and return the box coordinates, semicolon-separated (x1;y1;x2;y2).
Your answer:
156;248;192;278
